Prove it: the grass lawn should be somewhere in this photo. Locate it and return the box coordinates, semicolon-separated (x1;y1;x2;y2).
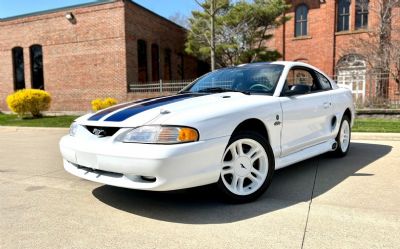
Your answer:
0;113;78;128
0;113;399;132
352;118;400;133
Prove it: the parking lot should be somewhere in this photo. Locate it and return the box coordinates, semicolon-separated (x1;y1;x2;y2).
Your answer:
1;127;399;249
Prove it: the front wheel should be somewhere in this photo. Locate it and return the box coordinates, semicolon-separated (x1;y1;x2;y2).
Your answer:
217;131;274;203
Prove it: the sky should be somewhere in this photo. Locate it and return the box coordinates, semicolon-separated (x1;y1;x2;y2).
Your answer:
0;0;198;19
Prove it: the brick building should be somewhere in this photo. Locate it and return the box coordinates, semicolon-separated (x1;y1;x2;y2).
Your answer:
0;0;206;112
269;0;400;103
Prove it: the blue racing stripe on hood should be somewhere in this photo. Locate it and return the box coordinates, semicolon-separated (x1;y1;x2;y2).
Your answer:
88;97;158;121
104;94;200;122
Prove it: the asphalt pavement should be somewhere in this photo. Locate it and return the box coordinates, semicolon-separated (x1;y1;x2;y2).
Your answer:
0;127;399;249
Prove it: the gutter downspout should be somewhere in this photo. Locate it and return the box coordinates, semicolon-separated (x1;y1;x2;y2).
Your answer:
332;1;337;77
282;12;286;60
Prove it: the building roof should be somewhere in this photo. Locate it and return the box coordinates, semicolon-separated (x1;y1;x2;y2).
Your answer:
0;0;115;21
127;1;186;30
0;0;186;30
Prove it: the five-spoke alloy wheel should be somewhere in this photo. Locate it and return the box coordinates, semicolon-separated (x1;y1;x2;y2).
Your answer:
332;115;351;157
217;131;274;203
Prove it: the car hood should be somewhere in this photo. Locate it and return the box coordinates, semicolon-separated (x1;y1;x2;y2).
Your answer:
77;92;276;128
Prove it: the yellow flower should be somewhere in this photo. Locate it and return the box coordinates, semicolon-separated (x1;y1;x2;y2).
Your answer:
6;89;51;118
91;98;118;111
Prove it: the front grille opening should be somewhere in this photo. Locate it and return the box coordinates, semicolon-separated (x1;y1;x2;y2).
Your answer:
140;176;157;183
85;126;120;137
76;164;123;178
71;162;157;184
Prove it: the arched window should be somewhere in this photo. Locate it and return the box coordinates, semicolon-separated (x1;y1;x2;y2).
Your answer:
29;44;44;90
337;0;351;32
12;47;25;91
295;4;308;37
137;40;148;82
355;0;369;29
151;44;160;81
337;54;367;69
336;54;367;101
163;48;172;80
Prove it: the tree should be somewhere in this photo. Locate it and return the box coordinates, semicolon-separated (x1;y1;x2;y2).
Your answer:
190;0;230;71
169;12;189;29
345;0;400;98
186;0;289;70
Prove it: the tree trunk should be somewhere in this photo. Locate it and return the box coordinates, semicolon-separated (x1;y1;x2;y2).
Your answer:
376;69;389;99
376;0;392;98
210;0;216;71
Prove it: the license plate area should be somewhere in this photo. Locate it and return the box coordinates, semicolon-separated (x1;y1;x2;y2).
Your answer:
76;152;98;169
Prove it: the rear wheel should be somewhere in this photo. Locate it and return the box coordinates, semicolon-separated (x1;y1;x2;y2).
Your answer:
217;131;274;203
332;115;351;157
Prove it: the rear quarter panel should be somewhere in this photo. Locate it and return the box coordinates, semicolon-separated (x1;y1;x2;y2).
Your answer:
331;88;355;127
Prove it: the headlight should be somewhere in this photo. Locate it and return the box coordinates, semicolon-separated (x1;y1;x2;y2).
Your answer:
69;122;78;136
116;125;199;144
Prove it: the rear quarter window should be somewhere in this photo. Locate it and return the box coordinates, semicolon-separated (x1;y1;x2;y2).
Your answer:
316;72;332;90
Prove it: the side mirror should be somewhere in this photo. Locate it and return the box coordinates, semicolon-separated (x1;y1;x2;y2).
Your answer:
283;84;310;96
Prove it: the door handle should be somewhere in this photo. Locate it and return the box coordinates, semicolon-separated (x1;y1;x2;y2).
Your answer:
323;102;331;109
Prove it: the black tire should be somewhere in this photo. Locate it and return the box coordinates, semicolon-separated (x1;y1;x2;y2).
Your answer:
332;115;351;157
217;131;275;203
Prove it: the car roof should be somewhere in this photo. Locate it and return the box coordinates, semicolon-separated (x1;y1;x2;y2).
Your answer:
237;61;330;76
237;61;312;68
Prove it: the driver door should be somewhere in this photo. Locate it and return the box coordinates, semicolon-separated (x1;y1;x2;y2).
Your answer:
279;67;334;157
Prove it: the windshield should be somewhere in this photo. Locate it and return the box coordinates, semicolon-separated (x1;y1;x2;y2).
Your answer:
183;64;284;95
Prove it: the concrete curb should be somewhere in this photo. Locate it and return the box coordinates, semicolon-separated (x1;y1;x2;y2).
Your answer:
1;126;399;141
352;132;400;141
356;109;400;114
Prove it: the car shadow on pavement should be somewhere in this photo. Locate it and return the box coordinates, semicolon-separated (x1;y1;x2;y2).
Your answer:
92;142;391;224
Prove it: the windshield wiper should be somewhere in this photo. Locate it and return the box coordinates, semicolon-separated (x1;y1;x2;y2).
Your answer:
197;87;251;95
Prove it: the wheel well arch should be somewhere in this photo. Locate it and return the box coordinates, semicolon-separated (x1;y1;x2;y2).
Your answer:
343;108;352;122
231;118;270;143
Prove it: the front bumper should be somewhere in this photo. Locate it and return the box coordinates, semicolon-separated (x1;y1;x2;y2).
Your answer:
59;134;229;191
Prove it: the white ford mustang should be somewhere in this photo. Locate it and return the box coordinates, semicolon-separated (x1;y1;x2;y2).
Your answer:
60;61;354;202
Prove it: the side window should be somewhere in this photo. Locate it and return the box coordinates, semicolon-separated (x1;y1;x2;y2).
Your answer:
295;4;308;37
316;72;332;90
151;44;160;81
12;47;25;91
285;67;327;95
30;44;44;90
137;39;148;83
286;68;314;93
163;48;172;80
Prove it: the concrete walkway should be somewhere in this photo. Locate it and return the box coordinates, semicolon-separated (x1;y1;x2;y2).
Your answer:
0;128;399;249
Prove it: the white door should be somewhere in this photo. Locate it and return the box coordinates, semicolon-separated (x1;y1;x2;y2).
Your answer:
337;69;366;101
336;54;367;102
279;67;334;157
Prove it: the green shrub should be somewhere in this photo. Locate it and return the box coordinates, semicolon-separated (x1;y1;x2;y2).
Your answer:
91;97;118;111
6;89;51;118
